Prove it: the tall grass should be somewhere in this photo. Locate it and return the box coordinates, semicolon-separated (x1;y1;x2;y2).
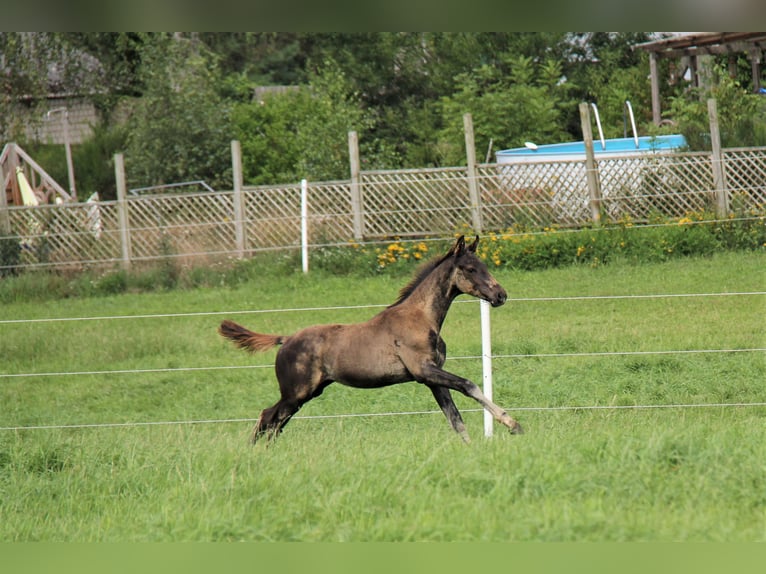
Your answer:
0;251;764;541
2;410;765;541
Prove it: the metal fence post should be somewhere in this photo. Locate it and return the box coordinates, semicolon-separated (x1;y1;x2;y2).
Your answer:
707;99;729;218
231;140;246;258
114;153;132;270
463;113;483;233
579;102;603;226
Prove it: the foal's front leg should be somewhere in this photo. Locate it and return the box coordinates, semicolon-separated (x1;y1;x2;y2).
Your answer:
419;362;523;435
428;386;471;443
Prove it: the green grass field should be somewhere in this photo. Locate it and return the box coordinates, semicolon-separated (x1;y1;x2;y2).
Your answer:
1;251;764;541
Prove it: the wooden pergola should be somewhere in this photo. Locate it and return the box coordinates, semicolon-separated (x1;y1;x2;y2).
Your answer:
634;32;766;125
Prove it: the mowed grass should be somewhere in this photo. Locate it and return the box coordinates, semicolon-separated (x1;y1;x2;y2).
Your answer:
0;250;764;541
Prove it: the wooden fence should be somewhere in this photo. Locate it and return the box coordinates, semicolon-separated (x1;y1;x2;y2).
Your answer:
1;141;765;274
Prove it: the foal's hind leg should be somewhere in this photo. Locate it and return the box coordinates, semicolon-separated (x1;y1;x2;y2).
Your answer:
251;351;331;443
429;386;471;443
251;399;302;443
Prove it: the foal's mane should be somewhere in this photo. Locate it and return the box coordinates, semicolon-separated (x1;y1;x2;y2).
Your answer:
389;251;452;307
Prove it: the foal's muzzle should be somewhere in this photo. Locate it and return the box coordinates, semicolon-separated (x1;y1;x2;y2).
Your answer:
489;288;507;307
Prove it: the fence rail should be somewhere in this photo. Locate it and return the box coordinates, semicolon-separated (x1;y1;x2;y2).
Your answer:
2;146;766;273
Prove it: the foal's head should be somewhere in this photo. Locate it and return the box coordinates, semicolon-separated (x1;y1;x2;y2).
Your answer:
449;235;507;307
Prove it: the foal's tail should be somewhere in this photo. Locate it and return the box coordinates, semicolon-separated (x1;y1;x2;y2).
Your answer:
218;320;288;353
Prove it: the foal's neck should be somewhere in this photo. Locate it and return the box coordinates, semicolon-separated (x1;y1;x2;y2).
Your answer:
405;261;457;330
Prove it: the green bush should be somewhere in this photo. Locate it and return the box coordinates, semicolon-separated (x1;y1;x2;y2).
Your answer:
666;69;766;150
355;214;764;273
482;216;763;270
0;235;21;277
94;270;128;295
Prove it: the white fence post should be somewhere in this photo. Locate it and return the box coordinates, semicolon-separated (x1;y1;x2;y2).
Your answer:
301;178;309;273
480;299;494;438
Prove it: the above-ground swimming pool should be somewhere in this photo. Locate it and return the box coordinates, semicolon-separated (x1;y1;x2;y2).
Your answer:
496;134;688;164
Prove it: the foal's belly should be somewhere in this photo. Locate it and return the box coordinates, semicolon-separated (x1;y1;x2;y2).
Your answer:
287;321;421;389
331;356;413;389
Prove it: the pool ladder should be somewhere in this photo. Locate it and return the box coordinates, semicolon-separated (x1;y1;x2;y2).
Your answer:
590;101;640;150
590;103;606;150
624;100;639;148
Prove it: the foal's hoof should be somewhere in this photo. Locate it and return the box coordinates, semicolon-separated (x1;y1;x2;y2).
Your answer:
250;425;269;445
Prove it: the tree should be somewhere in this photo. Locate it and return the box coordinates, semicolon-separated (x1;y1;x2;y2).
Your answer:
231;60;389;184
562;32;655;137
437;55;571;165
666;66;766;149
0;32;103;139
293;33;572;167
294;60;381;180
230;90;306;185
198;33;305;88
62;32;145;118
124;34;232;190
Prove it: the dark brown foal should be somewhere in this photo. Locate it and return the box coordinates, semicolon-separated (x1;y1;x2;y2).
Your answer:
219;235;523;443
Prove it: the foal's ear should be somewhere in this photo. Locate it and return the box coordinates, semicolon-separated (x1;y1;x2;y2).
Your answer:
468;235;480;253
450;235;466;257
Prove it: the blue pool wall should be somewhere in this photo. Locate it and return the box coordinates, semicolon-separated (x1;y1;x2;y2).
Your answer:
496;134;688;162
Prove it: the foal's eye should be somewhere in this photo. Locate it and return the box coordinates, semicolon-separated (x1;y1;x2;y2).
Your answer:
464;266;477;274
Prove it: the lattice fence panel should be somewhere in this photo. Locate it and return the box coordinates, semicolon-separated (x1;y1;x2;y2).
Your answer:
242;184;302;249
45;202;122;264
598;152;714;221
243;183;355;248
306;182;355;244
480;161;591;228
7;201;122;268
361;168;473;237
722;148;766;212
240;183;355;249
127;192;236;262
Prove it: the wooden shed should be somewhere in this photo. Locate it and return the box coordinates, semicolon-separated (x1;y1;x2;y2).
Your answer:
634;32;766;124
